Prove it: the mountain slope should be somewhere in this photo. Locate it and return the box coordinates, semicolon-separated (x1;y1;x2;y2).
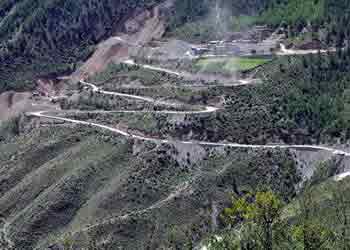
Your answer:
0;0;274;93
0;0;166;92
2;0;350;249
0;122;304;249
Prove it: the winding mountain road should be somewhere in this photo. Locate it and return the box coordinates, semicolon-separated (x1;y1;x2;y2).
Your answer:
28;68;350;157
80;80;219;109
28;108;350;156
123;59;182;77
122;60;260;86
22;49;350;248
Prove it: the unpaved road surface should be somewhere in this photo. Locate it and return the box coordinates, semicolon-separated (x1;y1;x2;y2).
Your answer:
277;44;336;55
22;45;350;247
28;73;350;243
122;60;260;86
29;75;350;157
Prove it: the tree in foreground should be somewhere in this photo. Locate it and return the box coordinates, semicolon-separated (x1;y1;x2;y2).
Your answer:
291;190;334;250
329;180;350;250
223;190;283;250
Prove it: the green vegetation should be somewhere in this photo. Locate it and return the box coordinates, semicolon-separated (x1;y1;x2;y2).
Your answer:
167;20;224;42
260;0;350;47
82;62;222;107
205;179;350;250
0;0;161;93
0;118;303;249
182;50;350;145
167;0;350;46
0;115;21;141
260;0;326;26
0;0;271;92
261;50;350;143
166;0;268;41
4;1;350;249
167;15;259;42
224;191;283;250
83;51;350;147
87;62;181;87
232;15;259;31
195;57;271;74
169;0;267;30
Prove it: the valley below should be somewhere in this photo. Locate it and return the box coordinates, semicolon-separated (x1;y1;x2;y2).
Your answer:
1;0;350;249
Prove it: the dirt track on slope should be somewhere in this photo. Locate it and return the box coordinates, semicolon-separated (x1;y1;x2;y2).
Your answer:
28;77;350;157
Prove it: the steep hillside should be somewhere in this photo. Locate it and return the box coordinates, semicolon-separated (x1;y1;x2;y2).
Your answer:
0;0;272;94
260;0;350;48
260;0;350;26
2;0;350;249
169;0;269;28
0;120;304;249
166;0;270;42
0;56;349;249
0;0;167;93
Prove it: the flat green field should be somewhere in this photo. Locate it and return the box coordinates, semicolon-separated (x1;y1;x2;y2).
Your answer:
195;57;271;74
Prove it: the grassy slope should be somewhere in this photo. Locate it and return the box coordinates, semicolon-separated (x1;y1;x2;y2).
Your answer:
195;57;271;74
3;47;350;250
0;119;301;249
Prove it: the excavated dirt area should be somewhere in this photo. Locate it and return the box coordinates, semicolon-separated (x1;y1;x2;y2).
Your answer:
0;0;174;124
71;0;173;83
